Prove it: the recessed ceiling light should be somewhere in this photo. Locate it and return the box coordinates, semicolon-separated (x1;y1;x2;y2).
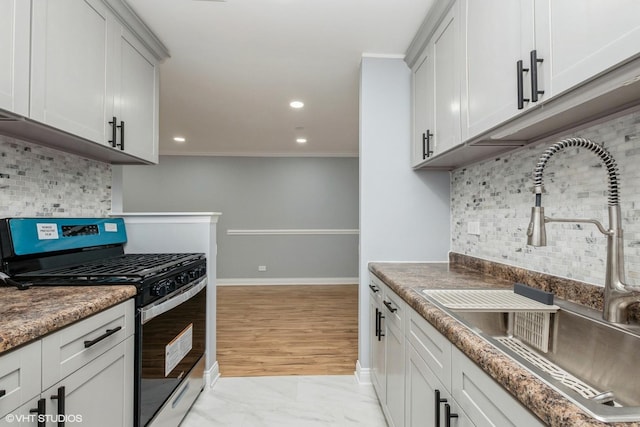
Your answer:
296;138;307;144
173;136;186;143
289;101;304;109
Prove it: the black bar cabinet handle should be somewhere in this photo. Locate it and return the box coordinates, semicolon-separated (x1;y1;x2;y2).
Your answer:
0;389;5;398
422;130;434;159
50;386;65;427
435;389;448;426
29;398;46;427
445;403;459;427
374;307;379;338
116;121;125;150
383;300;397;313
377;311;385;341
516;60;529;110
108;116;117;147
84;326;122;348
530;50;544;102
368;284;379;293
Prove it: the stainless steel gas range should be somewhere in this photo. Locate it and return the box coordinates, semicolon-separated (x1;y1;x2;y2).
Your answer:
0;217;206;426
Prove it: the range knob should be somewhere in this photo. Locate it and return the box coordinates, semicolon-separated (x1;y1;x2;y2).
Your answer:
166;279;177;292
176;272;189;285
151;282;168;297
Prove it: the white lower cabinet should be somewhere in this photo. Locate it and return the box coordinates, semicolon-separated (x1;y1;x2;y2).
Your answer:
0;341;41;422
370;274;544;427
0;300;134;427
451;347;542;427
369;275;405;427
406;343;474;427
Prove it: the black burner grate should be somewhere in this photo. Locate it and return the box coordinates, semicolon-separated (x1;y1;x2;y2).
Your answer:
18;253;204;280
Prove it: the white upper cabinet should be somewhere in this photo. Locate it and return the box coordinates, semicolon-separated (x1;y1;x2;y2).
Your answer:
0;0;31;117
30;0;115;146
408;0;640;169
30;0;162;163
2;0;167;164
411;1;462;167
432;6;461;156
113;27;159;163
462;0;537;140
411;50;434;166
535;0;640;97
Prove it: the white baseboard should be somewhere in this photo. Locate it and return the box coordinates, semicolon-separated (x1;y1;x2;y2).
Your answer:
217;277;359;286
354;360;372;385
203;361;220;389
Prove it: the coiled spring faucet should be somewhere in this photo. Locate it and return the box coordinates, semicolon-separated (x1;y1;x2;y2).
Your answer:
526;137;640;323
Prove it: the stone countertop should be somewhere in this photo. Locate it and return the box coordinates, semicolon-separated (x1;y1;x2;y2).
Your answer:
369;262;637;427
0;285;137;354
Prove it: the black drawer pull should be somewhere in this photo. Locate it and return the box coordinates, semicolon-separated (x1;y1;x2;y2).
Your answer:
445;403;459;427
516;60;529;109
377;311;385;341
422;130;434;159
108;116;117;147
435;389;448;426
383;300;397;313
84;326;122;348
368;284;379;293
530;49;544;102
0;389;5;398
30;398;46;427
116;120;125;150
50;386;65;427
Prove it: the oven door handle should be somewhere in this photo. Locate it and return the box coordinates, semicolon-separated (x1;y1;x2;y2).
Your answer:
141;277;207;324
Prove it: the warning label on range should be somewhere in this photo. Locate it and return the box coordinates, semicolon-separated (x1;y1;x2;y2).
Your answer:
36;223;59;240
165;323;193;376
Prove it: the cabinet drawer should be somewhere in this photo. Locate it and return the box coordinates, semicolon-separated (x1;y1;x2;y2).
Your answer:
451;347;544;427
0;341;41;418
42;299;134;390
406;308;451;390
381;288;404;331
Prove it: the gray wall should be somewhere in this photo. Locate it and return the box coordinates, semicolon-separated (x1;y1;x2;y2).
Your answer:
0;135;112;217
451;108;640;286
358;57;451;373
120;156;359;281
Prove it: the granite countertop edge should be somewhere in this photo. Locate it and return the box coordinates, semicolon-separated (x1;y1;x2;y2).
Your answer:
0;285;137;354
369;262;634;427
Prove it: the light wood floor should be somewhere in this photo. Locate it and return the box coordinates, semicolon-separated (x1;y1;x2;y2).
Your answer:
216;284;359;377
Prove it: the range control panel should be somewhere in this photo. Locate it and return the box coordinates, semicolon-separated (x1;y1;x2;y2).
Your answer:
0;217;128;258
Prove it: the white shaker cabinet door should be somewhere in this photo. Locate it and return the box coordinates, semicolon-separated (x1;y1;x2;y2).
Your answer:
463;0;535;140
42;337;134;427
113;27;159;163
411;49;435;167
30;0;115;145
0;0;31;116
536;0;640;98
432;4;461;156
0;0;30;116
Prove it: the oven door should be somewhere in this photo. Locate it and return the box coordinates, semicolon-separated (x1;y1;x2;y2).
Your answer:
138;277;206;426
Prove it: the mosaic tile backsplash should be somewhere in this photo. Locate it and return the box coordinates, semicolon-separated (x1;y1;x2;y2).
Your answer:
0;136;112;217
451;109;640;287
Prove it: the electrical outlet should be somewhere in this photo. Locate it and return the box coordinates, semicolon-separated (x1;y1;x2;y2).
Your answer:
258;265;267;272
467;221;480;235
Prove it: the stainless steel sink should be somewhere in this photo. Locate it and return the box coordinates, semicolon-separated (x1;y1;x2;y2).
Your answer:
419;289;640;423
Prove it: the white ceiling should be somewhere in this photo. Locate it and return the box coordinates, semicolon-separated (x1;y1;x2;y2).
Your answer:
126;0;434;157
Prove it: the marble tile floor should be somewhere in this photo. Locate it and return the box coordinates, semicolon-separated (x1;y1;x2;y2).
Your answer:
181;375;388;427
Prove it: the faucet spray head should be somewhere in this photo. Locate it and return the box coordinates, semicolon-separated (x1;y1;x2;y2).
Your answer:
527;206;547;246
